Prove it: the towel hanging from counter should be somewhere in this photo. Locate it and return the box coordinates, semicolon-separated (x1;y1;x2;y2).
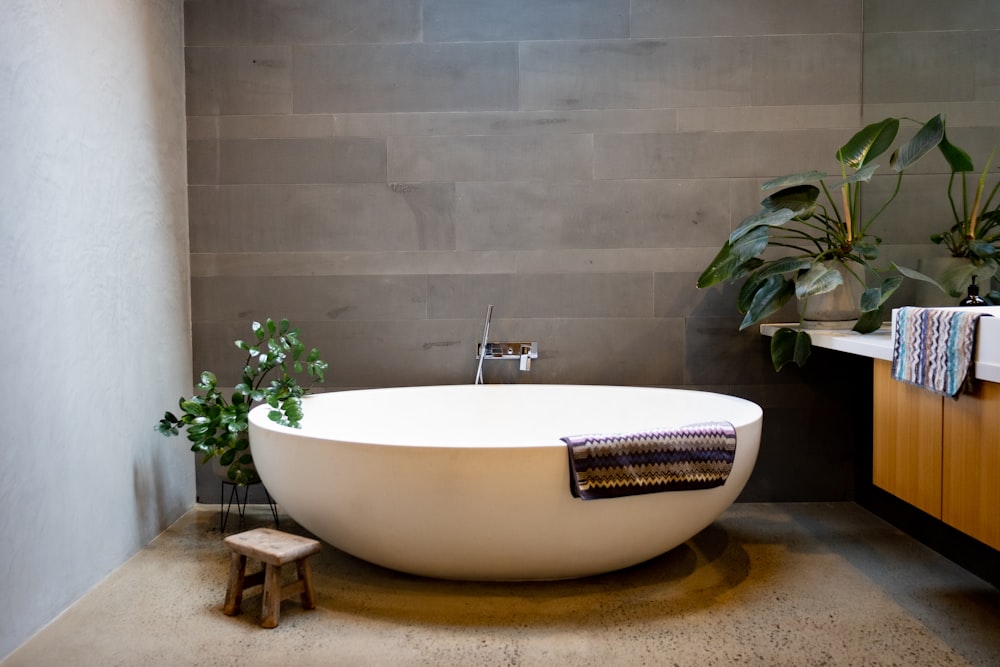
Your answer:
562;422;737;500
891;306;985;397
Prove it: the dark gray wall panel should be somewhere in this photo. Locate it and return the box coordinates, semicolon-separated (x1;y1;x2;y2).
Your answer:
293;43;519;113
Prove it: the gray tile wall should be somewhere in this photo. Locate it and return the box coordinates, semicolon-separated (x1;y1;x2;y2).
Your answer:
185;1;992;502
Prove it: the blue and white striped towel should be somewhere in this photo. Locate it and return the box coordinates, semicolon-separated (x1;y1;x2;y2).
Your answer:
891;307;985;397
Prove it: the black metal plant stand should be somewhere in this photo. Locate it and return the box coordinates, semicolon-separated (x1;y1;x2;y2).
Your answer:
219;480;280;532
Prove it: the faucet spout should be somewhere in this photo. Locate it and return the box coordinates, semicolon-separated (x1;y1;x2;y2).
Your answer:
474;304;493;385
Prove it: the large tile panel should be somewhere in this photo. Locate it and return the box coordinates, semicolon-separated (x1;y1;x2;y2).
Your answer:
183;0;421;45
751;35;861;107
185;46;292;115
388;135;593;183
632;0;860;37
428;273;653;319
863;0;1000;33
519;38;752;110
188;183;456;252
423;0;629;42
191;275;428;322
683;318;778;386
215;138;387;184
454;180;731;251
292;43;518;113
863;32;976;104
595;130;849;180
974;30;1000;101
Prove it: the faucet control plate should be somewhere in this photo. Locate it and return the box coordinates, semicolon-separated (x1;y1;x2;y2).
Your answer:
476;341;538;360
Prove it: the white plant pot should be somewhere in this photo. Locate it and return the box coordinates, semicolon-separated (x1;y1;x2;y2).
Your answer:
798;260;865;329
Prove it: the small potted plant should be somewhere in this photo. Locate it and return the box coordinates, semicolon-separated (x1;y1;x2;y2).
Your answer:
697;114;948;370
156;318;328;485
911;139;1000;303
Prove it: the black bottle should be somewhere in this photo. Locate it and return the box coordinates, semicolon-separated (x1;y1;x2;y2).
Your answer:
959;275;988;306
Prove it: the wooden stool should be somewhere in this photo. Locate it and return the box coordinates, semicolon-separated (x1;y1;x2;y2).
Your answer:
223;527;322;628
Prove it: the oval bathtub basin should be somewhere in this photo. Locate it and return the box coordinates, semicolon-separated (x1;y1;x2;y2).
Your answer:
248;384;762;581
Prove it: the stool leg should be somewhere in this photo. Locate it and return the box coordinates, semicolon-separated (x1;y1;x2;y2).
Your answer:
297;557;317;610
224;552;246;616
261;563;282;628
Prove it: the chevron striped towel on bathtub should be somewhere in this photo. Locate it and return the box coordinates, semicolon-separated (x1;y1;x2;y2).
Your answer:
562;422;737;500
891;306;987;397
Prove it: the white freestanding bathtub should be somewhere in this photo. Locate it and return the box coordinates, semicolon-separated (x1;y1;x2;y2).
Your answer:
248;384;762;581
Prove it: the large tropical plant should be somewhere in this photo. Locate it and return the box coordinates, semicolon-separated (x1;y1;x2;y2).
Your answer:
916;138;1000;301
697;115;948;371
156;318;328;485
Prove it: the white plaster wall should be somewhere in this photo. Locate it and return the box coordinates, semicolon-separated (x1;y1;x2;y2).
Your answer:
0;0;193;658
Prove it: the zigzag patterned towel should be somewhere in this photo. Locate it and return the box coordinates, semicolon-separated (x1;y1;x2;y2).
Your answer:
892;306;984;397
562;422;737;501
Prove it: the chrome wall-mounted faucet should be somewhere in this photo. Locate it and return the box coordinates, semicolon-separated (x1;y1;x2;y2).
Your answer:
473;305;538;384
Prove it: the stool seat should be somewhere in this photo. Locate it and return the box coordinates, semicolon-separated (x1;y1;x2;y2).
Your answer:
223;528;322;628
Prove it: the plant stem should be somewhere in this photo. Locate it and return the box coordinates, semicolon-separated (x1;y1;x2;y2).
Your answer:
840;184;853;244
862;171;904;236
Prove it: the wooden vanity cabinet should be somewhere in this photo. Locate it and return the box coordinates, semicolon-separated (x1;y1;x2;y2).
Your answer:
943;379;1000;550
872;358;1000;550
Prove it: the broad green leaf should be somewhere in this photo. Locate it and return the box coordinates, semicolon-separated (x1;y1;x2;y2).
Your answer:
760;184;820;214
828;162;880;188
859;276;903;312
266;318;277;336
838;118;899;169
853;306;885;334
731;225;770;263
761;170;828;191
878;275;904;305
937;130;974;173
268;409;282;423
737;258;813;313
279;318;290;334
180;400;205;417
219;449;236;466
698;226;770;288
739;275;795;330
892;262;943;286
794;263;843;298
770;327;812;371
253;321;265;341
698;240;741;288
890;113;944;172
730;207;798;242
860;287;881;313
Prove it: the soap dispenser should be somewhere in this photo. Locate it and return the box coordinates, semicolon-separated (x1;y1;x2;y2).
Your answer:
959;275;988;307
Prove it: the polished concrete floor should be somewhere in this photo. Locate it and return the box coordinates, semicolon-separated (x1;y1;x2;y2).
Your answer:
3;503;999;666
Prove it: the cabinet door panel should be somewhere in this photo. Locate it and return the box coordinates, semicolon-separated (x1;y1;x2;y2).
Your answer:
872;359;943;517
944;380;1000;550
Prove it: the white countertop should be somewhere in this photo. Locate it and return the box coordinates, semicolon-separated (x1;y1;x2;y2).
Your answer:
761;306;1000;383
